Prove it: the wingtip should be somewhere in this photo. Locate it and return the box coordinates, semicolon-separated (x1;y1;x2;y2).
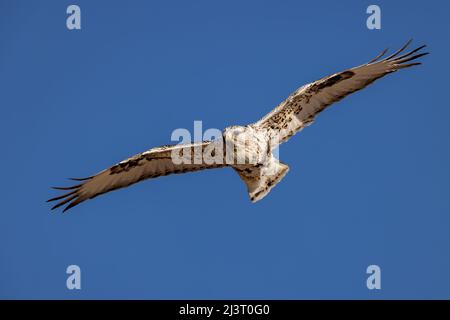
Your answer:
49;197;79;212
47;190;76;203
51;183;83;191
396;52;430;65
63;201;79;213
68;176;93;181
383;39;416;61
368;47;389;64
396;62;422;69
404;38;414;49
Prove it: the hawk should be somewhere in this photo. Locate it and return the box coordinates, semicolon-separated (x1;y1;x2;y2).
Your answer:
48;40;428;212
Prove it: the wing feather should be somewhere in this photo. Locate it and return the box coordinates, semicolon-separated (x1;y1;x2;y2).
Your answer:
48;141;225;212
256;40;429;143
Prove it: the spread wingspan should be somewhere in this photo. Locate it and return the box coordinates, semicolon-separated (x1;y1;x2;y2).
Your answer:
48;40;429;211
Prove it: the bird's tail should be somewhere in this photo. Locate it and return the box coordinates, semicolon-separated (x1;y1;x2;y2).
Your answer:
234;160;289;202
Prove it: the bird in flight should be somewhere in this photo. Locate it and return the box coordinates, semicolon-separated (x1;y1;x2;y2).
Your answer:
48;40;428;212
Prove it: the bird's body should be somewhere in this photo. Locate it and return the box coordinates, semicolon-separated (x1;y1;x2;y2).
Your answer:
223;124;289;202
48;40;428;212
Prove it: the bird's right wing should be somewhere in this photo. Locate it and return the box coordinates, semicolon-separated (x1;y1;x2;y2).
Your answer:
48;141;225;212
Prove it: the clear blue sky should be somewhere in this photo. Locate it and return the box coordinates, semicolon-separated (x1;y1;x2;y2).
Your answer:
1;0;449;299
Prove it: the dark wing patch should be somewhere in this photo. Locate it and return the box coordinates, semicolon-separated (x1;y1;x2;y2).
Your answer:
311;70;355;92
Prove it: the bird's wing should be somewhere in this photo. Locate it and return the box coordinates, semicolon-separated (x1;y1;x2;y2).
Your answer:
255;40;428;144
48;141;225;212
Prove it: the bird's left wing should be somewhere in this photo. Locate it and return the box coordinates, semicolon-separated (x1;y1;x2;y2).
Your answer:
255;40;428;144
48;141;225;212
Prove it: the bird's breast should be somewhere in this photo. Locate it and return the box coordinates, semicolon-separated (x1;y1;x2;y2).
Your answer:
223;125;270;166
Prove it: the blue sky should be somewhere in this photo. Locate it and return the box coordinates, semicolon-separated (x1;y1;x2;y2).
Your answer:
1;0;449;299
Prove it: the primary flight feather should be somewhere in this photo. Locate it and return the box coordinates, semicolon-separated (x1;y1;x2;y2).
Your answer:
48;40;428;212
